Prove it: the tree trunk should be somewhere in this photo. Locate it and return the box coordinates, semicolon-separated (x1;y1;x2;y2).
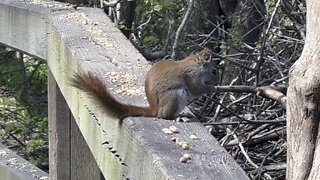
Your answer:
195;0;220;50
287;0;320;179
219;0;266;85
118;0;136;38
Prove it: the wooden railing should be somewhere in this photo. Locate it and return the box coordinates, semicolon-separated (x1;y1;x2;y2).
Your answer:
0;143;48;180
0;0;250;179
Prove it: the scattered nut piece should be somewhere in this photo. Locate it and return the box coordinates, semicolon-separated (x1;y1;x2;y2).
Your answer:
176;116;191;122
80;36;89;39
183;153;191;160
171;137;177;142
182;143;190;150
180;156;188;163
87;25;94;32
169;126;178;133
162;128;173;134
176;139;184;146
190;134;198;140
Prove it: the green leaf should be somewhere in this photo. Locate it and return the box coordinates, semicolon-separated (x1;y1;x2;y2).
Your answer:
0;97;6;113
154;4;163;12
143;36;159;44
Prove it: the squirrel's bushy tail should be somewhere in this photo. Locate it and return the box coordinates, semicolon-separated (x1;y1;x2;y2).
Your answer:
71;72;154;119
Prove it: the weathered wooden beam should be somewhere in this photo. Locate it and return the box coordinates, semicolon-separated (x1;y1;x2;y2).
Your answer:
0;143;48;180
0;0;48;60
0;0;250;179
48;69;71;179
48;70;102;179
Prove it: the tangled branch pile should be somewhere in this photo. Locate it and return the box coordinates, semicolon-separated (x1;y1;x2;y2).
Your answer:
187;1;304;179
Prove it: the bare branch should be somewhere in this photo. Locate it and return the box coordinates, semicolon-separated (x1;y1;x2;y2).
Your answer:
214;85;287;108
171;0;194;59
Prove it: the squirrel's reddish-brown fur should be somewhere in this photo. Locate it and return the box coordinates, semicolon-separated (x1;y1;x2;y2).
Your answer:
71;73;155;119
71;48;219;120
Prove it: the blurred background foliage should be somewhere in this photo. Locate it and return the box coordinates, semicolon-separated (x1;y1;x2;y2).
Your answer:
0;47;48;170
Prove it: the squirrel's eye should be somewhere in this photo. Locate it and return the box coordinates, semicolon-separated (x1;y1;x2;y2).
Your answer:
211;68;217;75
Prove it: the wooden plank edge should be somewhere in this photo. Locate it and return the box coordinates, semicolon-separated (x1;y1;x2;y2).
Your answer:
0;143;49;180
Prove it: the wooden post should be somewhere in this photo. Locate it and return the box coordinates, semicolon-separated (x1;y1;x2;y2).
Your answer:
48;69;71;180
48;70;102;180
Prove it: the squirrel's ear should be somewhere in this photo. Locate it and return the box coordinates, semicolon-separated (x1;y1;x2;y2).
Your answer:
203;52;211;61
201;48;212;61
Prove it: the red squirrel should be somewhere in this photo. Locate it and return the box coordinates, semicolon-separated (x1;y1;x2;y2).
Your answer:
71;48;219;119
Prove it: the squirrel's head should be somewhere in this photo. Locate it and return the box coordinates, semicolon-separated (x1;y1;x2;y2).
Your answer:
194;48;219;86
185;48;219;96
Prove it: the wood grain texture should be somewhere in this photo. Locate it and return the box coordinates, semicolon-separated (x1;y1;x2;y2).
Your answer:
70;115;103;180
48;70;71;180
0;143;48;180
0;1;249;179
0;0;48;60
